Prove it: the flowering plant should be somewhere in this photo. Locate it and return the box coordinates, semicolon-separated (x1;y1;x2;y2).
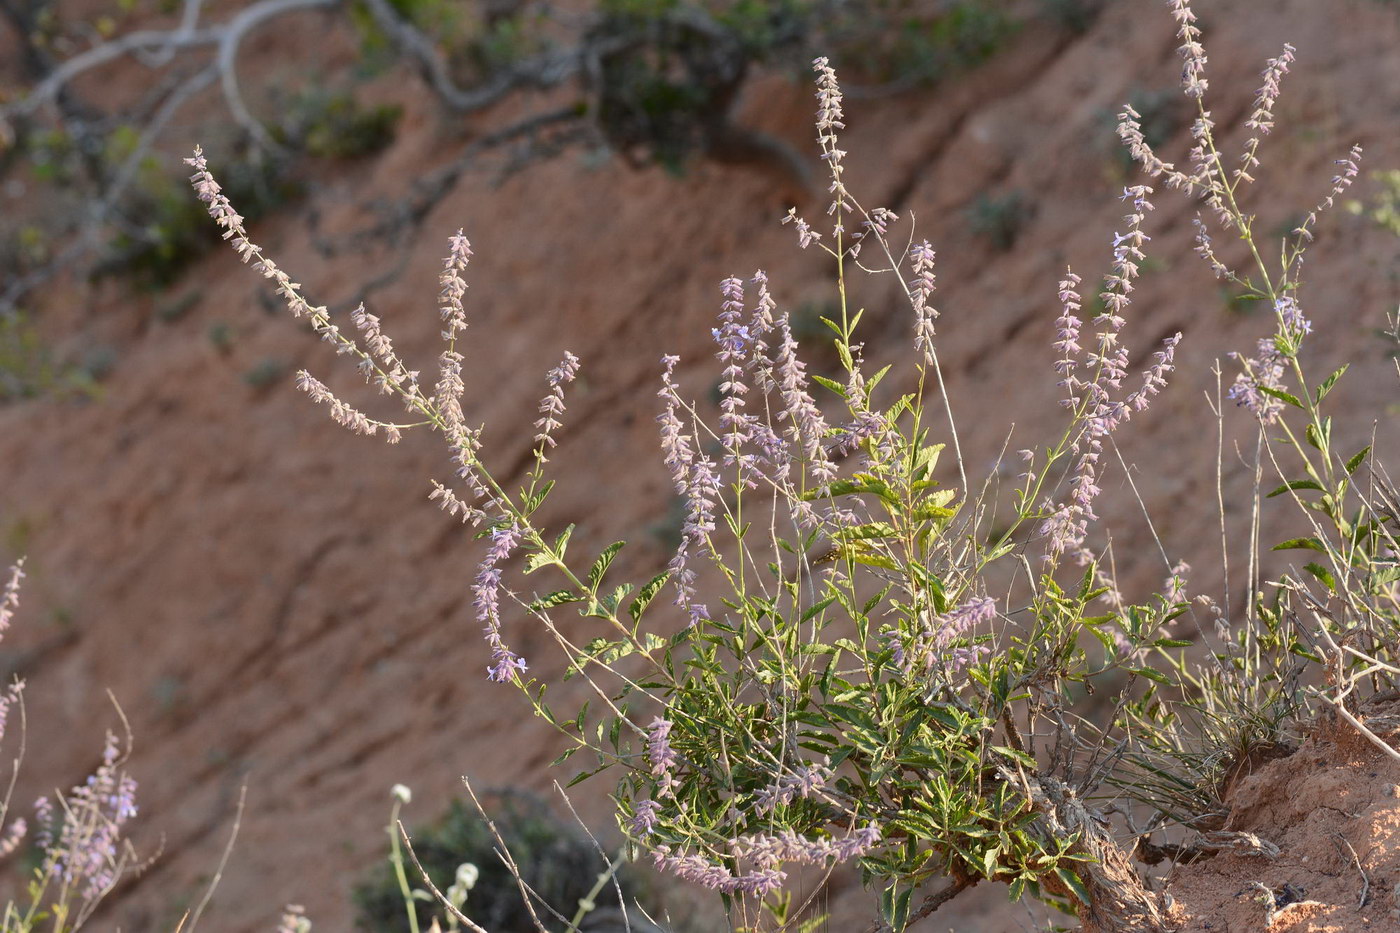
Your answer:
186;1;1394;930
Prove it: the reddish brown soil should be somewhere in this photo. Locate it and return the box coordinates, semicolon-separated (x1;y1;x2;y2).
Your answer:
1163;706;1400;933
1;1;1399;930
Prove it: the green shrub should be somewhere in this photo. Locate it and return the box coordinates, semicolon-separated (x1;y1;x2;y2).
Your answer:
352;792;644;932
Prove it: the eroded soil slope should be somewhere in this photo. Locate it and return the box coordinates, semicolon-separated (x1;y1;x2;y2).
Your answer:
1;1;1399;930
1165;705;1400;933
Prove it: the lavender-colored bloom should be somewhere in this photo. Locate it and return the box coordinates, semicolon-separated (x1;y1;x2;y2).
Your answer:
754;760;833;814
909;241;938;360
1192;216;1228;279
474;523;526;683
1127;332;1183;412
48;731;139;899
1168;0;1208;99
900;597;997;677
647;717;678;776
1275;296;1311;337
295;371;381;439
627;799;662;836
534;350;581;453
774;316;836;487
33;796;53;851
439;230;472;341
713;277;758;481
747;270;779;394
1237;44;1295;183
732;823;881;869
782;208;822;249
1226;337;1287;423
1053;271;1083;390
811;57;848;219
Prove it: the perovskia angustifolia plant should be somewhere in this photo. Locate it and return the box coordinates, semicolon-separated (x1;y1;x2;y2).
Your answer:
184;0;1393;929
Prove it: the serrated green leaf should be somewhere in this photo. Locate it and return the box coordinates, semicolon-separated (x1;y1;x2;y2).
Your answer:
1054;867;1091;905
629;571;670;623
810;373;846;396
528;589;583;612
587;541;625;594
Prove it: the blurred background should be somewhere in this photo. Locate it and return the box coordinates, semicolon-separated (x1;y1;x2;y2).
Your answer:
0;0;1398;928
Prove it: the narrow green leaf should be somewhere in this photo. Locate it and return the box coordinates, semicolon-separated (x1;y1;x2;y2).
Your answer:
1346;445;1371;476
1316;364;1348;403
1271;536;1326;552
1257;385;1304;411
1265;479;1323;498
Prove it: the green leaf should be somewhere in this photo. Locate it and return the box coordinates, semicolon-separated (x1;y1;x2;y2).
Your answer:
1303;562;1336;592
554;524;575;560
811;373;846;396
879;885;913;932
1271;536;1326;552
1054;867;1091;906
1304;417;1332;452
629;571;671;623
1265;479;1323;498
1315;364;1348;403
1346;445;1371;476
522;479;555;513
1128;666;1171;686
587;541;626;594
1257;385;1304;411
528;589;583;612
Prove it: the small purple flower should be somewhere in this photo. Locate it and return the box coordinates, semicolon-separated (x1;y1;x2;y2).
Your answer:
908;241;938;359
647;717;678;776
474;523;526;683
534;350;581;453
627;799;662;836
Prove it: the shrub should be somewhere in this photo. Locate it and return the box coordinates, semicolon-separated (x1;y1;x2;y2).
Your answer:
188;2;1393;930
352;790;645;932
966;189;1031;251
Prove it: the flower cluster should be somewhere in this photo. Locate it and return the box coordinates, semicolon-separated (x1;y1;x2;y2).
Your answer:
534;351;581;455
474;523;526;683
753;760;833;814
42;731;140;900
1041;187;1182;561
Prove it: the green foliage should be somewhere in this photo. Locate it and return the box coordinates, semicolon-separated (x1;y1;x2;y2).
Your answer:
270;89;402;160
0;313;101;403
1346;169;1400;236
1037;0;1100;34
243;357;287;390
93;145;299;290
966;189;1030;251
352;793;641;932
831;0;1018;85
